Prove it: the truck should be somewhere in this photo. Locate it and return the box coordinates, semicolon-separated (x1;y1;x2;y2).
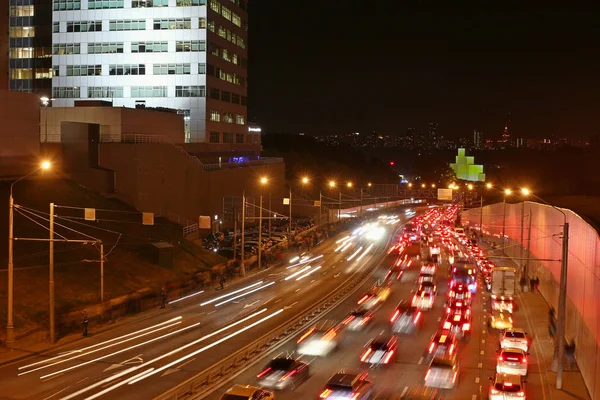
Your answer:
490;267;517;312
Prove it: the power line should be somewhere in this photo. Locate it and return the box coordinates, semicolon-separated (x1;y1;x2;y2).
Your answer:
14;208;68;240
17;206;98;241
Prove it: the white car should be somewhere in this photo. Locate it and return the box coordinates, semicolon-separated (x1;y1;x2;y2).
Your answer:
492;298;514;314
497;348;528;376
489;373;527;400
499;328;530;352
412;291;434;310
296;320;342;357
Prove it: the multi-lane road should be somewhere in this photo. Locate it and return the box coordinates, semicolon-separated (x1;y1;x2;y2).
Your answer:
207;227;551;399
1;213;409;400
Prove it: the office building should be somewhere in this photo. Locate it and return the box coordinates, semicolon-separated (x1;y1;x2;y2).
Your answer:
50;0;248;143
7;0;53;95
473;129;482;149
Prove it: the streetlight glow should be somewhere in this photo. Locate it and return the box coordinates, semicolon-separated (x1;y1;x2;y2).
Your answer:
329;180;336;188
41;161;51;170
421;183;426;188
260;177;268;185
301;176;309;184
431;184;436;188
347;182;353;188
505;189;512;195
486;183;492;189
521;188;530;196
468;184;473;190
408;183;413;188
368;182;372;187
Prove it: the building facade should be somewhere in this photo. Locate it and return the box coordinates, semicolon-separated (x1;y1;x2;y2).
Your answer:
8;0;53;95
50;0;247;143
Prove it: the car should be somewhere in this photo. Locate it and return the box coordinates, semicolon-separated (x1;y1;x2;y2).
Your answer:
418;281;437;294
491;297;515;313
426;331;458;360
297;320;342;356
447;285;471;304
497;348;528;376
445;299;469;315
342;307;375;332
489;373;527;399
424;354;460;389
357;293;382;311
489;310;513;330
418;273;435;284
442;310;471;341
219;384;274;400
319;370;373;399
421;264;436;275
372;283;392;302
256;357;309;390
360;335;398;365
499;328;530;352
391;301;422;334
412;290;434;310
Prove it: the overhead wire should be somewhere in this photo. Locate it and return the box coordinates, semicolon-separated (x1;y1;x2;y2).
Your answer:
14;208;68;240
16;206;98;241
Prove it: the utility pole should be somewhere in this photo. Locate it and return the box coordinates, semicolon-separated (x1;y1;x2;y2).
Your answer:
554;222;569;389
100;242;104;303
268;192;272;238
501;197;507;255
479;194;483;237
338;191;342;222
233;207;237;262
525;206;532;279
258;194;263;270
49;203;56;344
288;188;292;240
359;190;363;217
241;192;246;276
6;194;15;344
520;201;525;269
319;191;322;227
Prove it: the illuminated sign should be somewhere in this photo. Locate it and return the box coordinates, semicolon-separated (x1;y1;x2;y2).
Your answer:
438;188;453;201
449;148;486;182
248;127;261;132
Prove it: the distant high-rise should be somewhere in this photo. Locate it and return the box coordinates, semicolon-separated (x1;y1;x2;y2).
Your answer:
427;121;439;149
473;129;483;149
500;112;512;147
8;0;53;95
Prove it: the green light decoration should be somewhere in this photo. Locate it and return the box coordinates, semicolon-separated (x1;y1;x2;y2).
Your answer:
449;148;486;182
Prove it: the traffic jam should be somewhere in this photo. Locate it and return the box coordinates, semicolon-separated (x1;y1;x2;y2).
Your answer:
218;206;532;400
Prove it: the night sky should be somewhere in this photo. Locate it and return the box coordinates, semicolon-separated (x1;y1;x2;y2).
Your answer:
248;2;600;140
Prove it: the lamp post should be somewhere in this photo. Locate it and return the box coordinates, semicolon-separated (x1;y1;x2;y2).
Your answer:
258;177;268;270
525;190;569;389
501;189;512;254
328;181;337;223
6;161;51;344
241;190;246;276
480;183;492;237
40;96;50;141
289;176;309;241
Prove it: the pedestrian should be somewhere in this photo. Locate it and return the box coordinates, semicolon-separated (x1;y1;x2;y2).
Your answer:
534;277;540;292
219;274;225;289
565;340;576;370
519;276;527;292
82;310;89;337
529;277;535;292
160;287;168;308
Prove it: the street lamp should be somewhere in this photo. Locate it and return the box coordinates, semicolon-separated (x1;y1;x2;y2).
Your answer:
7;161;51;344
479;183;493;237
258;177;268;270
501;189;513;253
468;184;474;190
289;176;310;240
367;182;372;187
408;183;413;188
431;184;436;188
523;190;569;389
421;183;426;188
346;182;353;188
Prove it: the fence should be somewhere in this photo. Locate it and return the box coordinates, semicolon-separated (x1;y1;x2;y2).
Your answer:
157;208;198;236
462;201;600;399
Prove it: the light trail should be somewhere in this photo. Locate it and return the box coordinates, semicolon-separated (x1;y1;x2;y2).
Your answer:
346;247;363;261
356;243;374;262
214;282;275;307
284;265;312;281
127;309;285;385
19;316;183;371
81;368;155;400
168;290;204;304
335;239;353;252
335;235;350;243
296;266;322;281
39;323;200;379
200;281;263;306
58;309;269;400
19;320;183;375
286;254;323;269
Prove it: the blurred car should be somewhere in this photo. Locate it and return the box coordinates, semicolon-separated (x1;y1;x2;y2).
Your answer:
445;298;469;315
497;348;528;376
418;273;435;284
442;310;471;341
489;310;513;330
412;290;434;310
219;384;274;400
256;357;309;390
426;331;458;360
360;335;398;365
372;283;392;302
418;281;437;295
343;307;375;332
319;370;373;399
424;354;460;389
499;328;530;352
391;300;422;334
357;293;382;311
447;285;471;305
297;320;342;356
489;373;527;400
421;264;436;275
492;298;515;314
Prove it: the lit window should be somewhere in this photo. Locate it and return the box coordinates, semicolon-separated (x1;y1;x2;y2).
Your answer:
223;112;234;123
131;86;168;97
87;87;124;98
199;18;207;28
236;114;245;125
209;110;220;122
176;40;205;52
232;12;241;27
10;27;35;38
209;0;220;13
221;5;231;20
52;43;81;55
11;68;33;79
9;48;34;59
35;68;53;79
207;20;215;32
10;5;34;16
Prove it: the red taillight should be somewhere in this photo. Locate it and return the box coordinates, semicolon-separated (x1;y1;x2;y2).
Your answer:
257;367;272;378
414;311;421;323
452;371;458;383
522;357;527;363
391;310;400;323
424;369;431;380
428;342;435;353
357;295;369;305
297;327;315;344
383;350;394;364
361;348;372;362
343;315;355;325
280;369;297;381
320;389;332;398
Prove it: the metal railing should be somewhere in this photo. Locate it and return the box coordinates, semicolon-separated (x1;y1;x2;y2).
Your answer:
202;157;284;171
153;225;397;400
39;134;62;143
157;208;198;236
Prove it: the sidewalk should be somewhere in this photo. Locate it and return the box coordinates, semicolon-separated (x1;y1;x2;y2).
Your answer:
482;242;591;400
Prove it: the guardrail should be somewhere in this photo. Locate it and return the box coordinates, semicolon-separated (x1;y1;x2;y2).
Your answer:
157;208;198;236
154;225;398;400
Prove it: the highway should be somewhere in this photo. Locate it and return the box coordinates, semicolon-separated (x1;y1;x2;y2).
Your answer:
1;213;409;400
207;231;550;399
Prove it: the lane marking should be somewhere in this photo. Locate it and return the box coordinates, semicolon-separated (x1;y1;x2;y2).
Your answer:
478;362;483;368
480;350;484;355
472;395;477;400
41;386;70;400
418;357;424;365
475;377;480;383
482;339;485;344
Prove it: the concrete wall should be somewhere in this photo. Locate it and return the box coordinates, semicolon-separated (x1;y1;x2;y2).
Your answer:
43;107;185;144
98;143;285;223
0;90;41;177
462;202;600;399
